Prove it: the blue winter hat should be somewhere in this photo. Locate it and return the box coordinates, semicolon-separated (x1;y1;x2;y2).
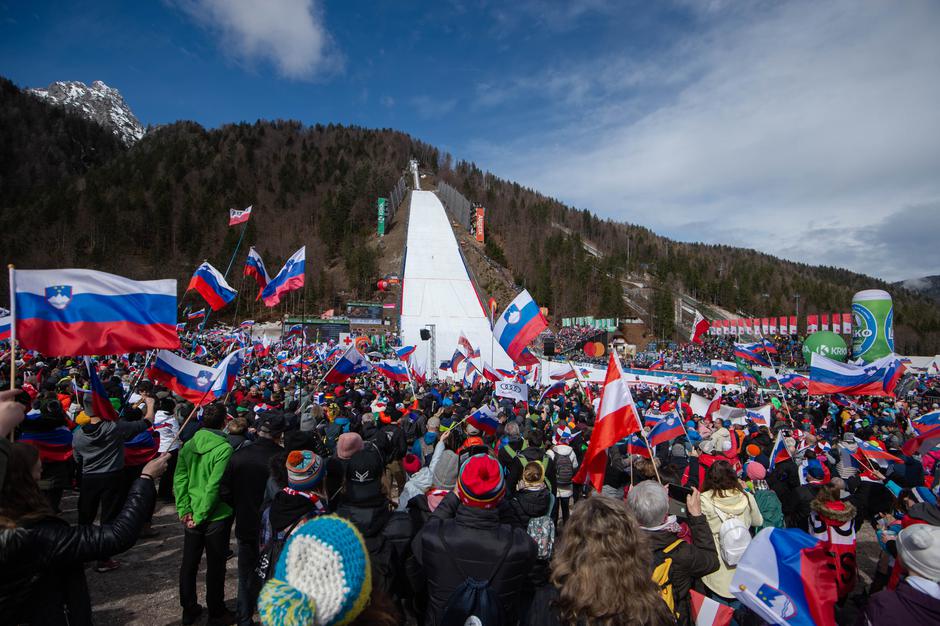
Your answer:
258;515;372;626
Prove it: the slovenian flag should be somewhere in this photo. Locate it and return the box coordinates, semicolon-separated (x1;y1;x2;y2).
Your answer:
84;357;119;421
734;342;773;367
244;247;270;299
13;268;179;356
625;433;652;458
240;320;255;328
262;246;305;307
286;324;305;338
395;345;416;361
187;308;206;321
0;314;10;342
537;380;567;405
647;413;685;447
323;344;372;384
854;437;902;463
467;405;500;435
188;262;237;311
649;355;665;370
745;405;771;427
19;411;74;462
778;372;809;390
229;205;252;226
450;349;466;373
902;425;940;456
912;410;940;433
731;528;838;626
148;348;246;405
192;344;208;358
373;359;410;383
809;353;905;397
124;428;159;465
769;431;791;469
493;289;548;364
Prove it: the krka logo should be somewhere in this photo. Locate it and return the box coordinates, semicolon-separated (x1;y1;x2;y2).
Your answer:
852;303;876;354
45;285;73;310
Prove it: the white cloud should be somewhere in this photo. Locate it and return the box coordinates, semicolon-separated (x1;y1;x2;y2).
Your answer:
173;0;339;79
474;0;940;281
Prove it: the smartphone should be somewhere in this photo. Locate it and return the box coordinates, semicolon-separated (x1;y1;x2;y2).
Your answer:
667;483;692;502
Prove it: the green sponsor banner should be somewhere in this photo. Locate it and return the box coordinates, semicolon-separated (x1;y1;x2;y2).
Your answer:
377;197;387;236
803;331;848;364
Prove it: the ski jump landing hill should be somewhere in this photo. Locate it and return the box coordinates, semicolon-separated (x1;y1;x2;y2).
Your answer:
400;190;514;373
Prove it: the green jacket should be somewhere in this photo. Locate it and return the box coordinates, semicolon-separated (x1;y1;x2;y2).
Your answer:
174;428;233;525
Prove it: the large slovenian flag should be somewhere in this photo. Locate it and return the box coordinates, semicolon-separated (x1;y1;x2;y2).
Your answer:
262;246;305;307
493;289;549;364
809;353;904;397
731;528;837;626
13;268;179;356
148;348;246;405
374;359;410;383
690;311;711;345
188;262;237;311
573;353;642;491
244;246;271;299
323;345;372;384
19;411;74;462
84;357;119;421
467;405;499;435
0;314;10;342
229;205;252;226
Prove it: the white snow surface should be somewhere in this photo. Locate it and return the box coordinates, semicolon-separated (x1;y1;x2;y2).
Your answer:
28;80;145;145
400;191;513;372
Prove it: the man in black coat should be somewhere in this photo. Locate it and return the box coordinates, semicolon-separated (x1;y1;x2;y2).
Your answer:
219;413;285;626
412;453;536;626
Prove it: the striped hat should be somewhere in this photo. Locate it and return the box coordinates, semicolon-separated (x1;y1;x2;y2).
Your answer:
258;515;372;626
456;453;505;509
286;450;324;491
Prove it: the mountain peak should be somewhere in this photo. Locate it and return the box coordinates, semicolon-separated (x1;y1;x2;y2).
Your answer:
28;79;144;145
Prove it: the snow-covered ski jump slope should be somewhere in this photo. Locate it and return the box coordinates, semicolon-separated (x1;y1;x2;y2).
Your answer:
400;190;513;372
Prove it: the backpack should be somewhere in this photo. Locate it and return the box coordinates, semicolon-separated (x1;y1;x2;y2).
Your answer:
651;539;684;616
526;515;556;560
255;507;308;583
438;524;511;626
714;505;751;566
554;451;574;488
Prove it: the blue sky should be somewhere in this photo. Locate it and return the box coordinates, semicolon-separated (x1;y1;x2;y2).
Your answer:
3;0;939;281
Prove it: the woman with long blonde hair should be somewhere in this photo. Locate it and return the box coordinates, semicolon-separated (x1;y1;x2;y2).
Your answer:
546;495;675;625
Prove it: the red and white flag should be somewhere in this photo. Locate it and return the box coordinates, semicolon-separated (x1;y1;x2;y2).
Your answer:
691;311;710;344
573;353;641;491
229;205;252;226
690;589;733;626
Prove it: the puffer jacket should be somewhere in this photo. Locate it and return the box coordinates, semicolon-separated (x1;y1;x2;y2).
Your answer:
412;492;536;626
334;497;412;598
0;477;155;626
857;580;940;625
700;489;763;598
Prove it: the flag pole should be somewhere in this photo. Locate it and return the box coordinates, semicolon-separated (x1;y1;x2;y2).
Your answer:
637;425;663;485
756;331;795;426
7;264;15;441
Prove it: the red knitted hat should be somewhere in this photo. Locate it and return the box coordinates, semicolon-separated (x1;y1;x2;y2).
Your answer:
456;454;505;509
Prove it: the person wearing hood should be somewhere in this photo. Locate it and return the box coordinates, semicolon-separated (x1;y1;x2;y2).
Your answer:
71;394;155;573
857;525;940;625
699;460;763;613
174;403;236;626
628;480;720;626
809;479;857;602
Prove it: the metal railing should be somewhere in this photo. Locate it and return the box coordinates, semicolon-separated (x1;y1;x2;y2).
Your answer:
437;181;473;231
387;174;408;221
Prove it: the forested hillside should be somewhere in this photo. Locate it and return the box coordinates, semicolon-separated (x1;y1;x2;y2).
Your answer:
1;77;937;353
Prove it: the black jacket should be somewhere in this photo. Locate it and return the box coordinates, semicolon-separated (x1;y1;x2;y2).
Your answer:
768;459;800;517
412;492;537;626
0;477;155;626
220;437;283;541
334;498;412;598
644;514;720;626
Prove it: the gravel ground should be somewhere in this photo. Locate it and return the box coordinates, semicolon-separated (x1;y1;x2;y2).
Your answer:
61;489;884;625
